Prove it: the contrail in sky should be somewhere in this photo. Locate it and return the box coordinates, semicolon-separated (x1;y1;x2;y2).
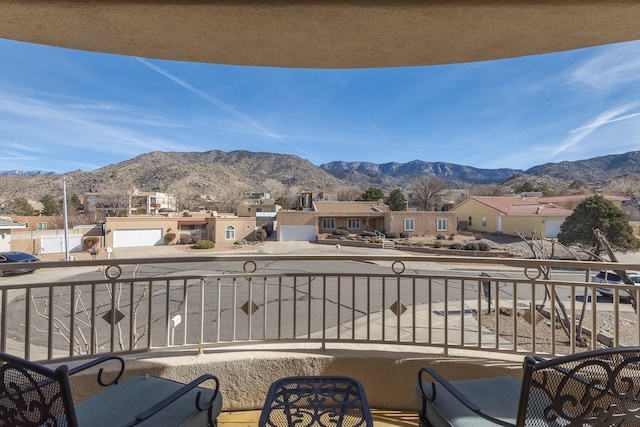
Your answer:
134;57;313;157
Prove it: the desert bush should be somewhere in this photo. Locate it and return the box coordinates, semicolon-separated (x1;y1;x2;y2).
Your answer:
385;231;399;239
449;243;464;250
180;235;191;244
164;232;176;244
448;235;455;241
83;237;100;251
361;231;376;237
477;241;492;251
400;232;409;238
436;234;445;240
256;228;267;242
333;228;349;236
192;240;214;249
464;242;480;251
433;241;443;248
370;238;382;244
234;239;248;245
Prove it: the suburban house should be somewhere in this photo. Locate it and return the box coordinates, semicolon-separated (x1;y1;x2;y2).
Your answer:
0;216;28;252
295;191;338;209
237;199;280;238
103;212;257;248
84;189;177;216
452;196;579;238
276;200;456;241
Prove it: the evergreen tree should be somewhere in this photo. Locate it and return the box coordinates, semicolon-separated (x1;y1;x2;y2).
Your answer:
360;187;384;202
39;194;59;216
557;195;638;254
6;198;35;216
275;195;292;210
387;188;406;211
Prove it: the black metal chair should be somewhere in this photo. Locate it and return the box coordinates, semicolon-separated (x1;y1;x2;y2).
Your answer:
259;375;373;427
416;346;640;426
0;352;222;427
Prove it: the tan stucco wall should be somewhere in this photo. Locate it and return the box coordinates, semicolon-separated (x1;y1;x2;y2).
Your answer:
209;216;257;244
13;216;61;231
104;217;178;247
501;215;567;239
64;349;522;412
277;211;317;226
386;212;457;237
452;201;503;234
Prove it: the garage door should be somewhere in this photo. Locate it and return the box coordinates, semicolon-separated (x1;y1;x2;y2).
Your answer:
545;220;564;238
113;229;163;248
278;226;316;242
41;236;83;254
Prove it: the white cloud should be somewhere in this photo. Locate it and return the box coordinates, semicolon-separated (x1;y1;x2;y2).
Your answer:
570;41;640;90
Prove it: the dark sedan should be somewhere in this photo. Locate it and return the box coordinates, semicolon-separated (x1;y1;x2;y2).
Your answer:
0;251;41;276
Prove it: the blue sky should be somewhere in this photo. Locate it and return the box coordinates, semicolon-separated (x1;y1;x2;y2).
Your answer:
1;37;640;173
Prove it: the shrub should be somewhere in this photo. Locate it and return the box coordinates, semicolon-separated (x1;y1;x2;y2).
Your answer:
448;235;455;241
385;231;399;239
433;241;443;248
192;239;214;249
234;239;248;245
256;228;267;242
332;228;349;236
464;242;480;251
449;243;464;250
83;236;100;251
477;241;492;251
191;235;201;243
400;232;409;238
436;234;445;240
180;235;191;244
361;231;376;237
164;232;176;244
370;238;382;244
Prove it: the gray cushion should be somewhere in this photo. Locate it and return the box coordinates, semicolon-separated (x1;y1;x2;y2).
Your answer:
415;376;521;427
76;374;222;427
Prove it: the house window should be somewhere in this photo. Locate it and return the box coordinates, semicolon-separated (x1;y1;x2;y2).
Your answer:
225;225;235;240
404;218;415;231
36;222;47;231
468;216;472;227
347;218;360;229
322;218;335;229
437;218;448;232
482;217;487;227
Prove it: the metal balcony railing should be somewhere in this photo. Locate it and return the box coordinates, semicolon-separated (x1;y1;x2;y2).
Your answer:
1;254;639;364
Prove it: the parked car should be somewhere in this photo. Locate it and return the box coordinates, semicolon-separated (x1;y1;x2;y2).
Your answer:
0;251;41;276
592;270;640;298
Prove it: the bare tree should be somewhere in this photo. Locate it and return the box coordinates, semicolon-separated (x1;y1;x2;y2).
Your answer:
217;184;247;213
92;183;133;217
410;175;448;210
337;185;363;201
262;178;286;199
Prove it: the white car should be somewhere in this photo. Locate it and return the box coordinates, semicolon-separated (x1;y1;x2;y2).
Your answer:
592;270;640;298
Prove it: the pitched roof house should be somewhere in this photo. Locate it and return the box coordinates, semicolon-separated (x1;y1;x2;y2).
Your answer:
277;200;456;241
451;196;576;238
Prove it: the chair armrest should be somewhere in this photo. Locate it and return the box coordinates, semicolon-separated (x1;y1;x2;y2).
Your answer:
67;355;125;387
134;374;220;426
418;367;514;427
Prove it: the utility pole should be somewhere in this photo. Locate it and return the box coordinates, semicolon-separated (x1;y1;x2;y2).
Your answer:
63;176;70;261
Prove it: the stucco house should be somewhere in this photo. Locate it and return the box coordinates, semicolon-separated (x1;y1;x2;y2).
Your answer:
0;216;28;252
104;212;257;248
277;200;456;241
451;196;576;238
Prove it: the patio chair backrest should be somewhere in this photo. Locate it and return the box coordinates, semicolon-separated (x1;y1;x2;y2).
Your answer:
0;352;78;427
518;347;640;426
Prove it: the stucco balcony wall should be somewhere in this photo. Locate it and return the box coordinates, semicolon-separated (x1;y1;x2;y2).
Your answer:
65;348;521;412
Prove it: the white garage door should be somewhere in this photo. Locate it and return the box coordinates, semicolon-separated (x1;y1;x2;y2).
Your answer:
41;236;83;254
278;226;316;242
113;229;163;248
545;220;564;238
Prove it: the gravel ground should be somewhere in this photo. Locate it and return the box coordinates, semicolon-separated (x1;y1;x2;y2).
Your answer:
475;307;638;356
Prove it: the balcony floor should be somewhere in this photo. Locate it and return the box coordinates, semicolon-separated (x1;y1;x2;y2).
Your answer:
218;409;419;426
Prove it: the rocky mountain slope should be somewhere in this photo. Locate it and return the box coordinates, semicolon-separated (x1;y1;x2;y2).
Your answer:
1;149;639;203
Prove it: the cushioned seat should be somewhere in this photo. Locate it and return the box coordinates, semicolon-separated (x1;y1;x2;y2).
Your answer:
415;376;521;427
76;374;223;427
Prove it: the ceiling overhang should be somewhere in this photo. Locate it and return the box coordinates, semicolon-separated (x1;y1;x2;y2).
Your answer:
1;1;640;68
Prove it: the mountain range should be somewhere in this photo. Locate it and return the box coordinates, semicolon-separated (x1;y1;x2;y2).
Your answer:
1;150;639;202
